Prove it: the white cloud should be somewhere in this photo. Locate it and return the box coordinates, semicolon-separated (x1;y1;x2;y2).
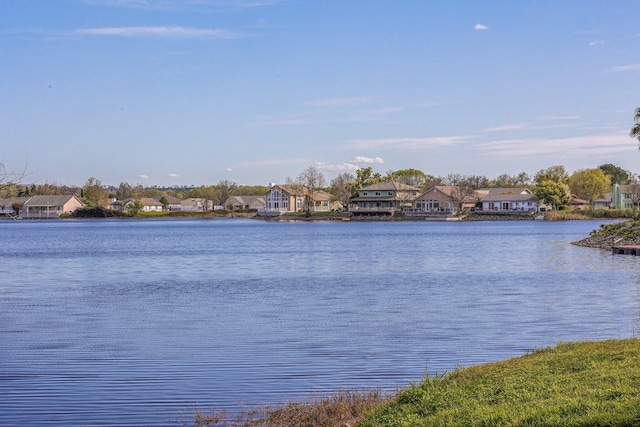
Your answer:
351;156;384;164
315;162;360;172
609;64;640;73
75;26;243;39
589;40;604;46
167;173;181;178
224;167;233;172
474;24;489;30
137;174;150;179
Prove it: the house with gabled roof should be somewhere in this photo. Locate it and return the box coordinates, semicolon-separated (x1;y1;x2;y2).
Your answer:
225;195;266;211
155;194;182;211
476;187;538;213
349;181;420;216
21;195;84;218
0;197;29;217
612;183;640;209
261;184;331;215
407;186;459;215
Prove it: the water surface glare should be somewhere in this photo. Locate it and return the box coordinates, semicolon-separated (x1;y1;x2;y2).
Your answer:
1;219;639;426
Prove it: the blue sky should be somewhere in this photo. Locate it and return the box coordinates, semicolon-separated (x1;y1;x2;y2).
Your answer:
1;0;639;187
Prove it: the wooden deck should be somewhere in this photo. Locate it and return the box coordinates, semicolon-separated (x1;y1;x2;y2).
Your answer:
612;245;640;255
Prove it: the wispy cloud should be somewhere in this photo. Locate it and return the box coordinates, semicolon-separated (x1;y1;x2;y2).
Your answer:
137;174;150;179
589;40;604;46
238;0;285;7
478;132;630;157
75;26;243;39
167;173;181;178
609;63;640;73
483;122;573;132
347;136;470;150
306;96;380;107
474;24;489;31
81;0;285;9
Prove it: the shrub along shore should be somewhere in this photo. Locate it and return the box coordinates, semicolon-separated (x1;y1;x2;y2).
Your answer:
194;339;640;427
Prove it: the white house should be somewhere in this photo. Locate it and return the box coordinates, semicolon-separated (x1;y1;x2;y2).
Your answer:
477;188;538;213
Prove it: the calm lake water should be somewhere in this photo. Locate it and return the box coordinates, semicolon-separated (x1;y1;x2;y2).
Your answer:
1;218;639;426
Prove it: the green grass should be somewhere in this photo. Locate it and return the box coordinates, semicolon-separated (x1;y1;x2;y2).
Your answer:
358;339;640;427
193;340;640;427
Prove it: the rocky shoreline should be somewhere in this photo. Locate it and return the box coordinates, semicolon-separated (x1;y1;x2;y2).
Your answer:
572;220;640;250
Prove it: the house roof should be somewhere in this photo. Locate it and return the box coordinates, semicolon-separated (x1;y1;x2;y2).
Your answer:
139;197;163;207
181;198;207;206
22;195;82;207
270;184;332;201
616;184;640;194
570;194;588;205
155;194;182;204
359;181;420;192
477;187;537;202
0;197;29;207
228;195;266;206
415;185;456;199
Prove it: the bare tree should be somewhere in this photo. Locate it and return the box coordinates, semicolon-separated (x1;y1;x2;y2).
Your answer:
443;174;480;212
213;179;238;208
0;160;30;197
293;166;326;216
329;172;356;211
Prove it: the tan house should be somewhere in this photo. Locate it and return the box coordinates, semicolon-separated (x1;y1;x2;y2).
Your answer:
181;198;213;212
225;195;266;211
21;195;84;218
349;181;420;215
407;186;459;215
262;184;332;215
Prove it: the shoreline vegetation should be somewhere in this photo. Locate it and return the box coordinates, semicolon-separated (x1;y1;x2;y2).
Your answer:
193;339;640;427
18;206;637;222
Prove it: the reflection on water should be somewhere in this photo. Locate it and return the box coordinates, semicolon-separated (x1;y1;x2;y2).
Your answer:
1;219;639;426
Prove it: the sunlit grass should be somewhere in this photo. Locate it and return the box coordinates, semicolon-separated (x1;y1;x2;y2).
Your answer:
192;339;640;427
359;339;640;427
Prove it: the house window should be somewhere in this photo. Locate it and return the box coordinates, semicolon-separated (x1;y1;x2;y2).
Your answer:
363;192;368;196
375;192;381;195
502;202;510;210
388;192;393;196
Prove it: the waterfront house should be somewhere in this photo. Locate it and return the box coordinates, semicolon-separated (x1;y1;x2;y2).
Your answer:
476;187;538;213
569;194;590;210
21;195;84;218
155;194;182;211
406;186;465;216
225;195;266;211
0;197;28;217
612;183;640;209
261;184;332;215
137;198;164;212
181;197;213;212
349;181;420;216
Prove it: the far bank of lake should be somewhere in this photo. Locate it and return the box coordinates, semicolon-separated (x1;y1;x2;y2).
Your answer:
1;219;638;426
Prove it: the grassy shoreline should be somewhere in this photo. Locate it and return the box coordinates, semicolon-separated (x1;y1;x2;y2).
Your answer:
194;339;640;427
